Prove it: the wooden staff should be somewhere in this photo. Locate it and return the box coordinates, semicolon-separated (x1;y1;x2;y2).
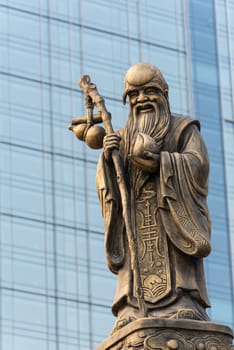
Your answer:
78;75;147;317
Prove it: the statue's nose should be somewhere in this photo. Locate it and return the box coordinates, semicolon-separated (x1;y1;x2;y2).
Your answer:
137;92;147;102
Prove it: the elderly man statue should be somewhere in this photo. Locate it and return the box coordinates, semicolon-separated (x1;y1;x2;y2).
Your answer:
96;63;211;332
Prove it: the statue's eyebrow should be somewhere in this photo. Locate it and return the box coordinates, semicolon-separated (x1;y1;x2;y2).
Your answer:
145;86;162;94
129;90;139;96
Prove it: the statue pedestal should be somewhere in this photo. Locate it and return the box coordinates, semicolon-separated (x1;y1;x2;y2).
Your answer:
96;318;233;350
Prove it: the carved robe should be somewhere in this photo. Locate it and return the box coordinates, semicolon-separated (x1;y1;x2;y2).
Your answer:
96;115;211;317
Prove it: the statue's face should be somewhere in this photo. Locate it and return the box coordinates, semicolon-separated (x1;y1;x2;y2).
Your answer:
128;85;164;114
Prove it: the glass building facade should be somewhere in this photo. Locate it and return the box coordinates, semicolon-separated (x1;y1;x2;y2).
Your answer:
0;0;233;349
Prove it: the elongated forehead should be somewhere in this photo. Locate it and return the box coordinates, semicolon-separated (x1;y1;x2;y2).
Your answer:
125;63;157;86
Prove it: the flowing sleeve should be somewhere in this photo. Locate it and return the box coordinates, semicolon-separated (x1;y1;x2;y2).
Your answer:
96;154;125;273
159;124;211;258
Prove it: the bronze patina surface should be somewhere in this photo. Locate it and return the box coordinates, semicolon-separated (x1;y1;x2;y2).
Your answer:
70;63;233;349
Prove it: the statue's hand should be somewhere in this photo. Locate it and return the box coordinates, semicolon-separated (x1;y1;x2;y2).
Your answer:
128;151;160;173
103;133;121;160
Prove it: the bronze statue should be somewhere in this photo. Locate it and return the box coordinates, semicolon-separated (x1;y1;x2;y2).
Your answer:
69;63;233;350
96;62;211;330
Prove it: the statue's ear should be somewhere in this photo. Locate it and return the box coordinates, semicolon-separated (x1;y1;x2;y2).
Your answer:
164;89;168;98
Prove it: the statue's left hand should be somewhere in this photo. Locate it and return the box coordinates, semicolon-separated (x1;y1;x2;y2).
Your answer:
128;151;160;173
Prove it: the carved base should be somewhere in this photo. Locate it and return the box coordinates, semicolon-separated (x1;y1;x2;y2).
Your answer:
96;318;233;350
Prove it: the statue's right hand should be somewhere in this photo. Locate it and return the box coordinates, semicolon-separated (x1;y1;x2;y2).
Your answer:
103;133;121;160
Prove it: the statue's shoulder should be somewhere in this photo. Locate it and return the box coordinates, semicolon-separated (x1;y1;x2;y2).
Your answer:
170;114;200;133
165;115;200;151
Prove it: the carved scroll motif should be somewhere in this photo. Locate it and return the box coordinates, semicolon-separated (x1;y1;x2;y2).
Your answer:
145;331;195;349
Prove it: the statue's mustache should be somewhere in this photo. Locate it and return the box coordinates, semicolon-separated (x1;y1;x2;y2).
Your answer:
134;102;156;114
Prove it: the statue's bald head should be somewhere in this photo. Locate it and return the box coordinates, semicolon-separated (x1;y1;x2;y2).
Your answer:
122;63;168;104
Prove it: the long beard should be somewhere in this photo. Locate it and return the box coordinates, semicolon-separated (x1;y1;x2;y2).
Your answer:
122;97;170;196
136;110;158;136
